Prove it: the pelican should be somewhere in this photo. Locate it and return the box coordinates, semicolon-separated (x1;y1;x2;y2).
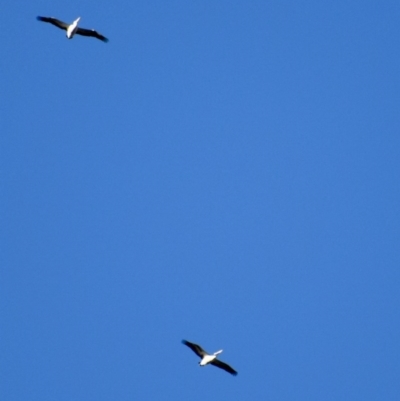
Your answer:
36;16;108;42
182;340;238;376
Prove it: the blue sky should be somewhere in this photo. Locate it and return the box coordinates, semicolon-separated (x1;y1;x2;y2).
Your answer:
1;1;400;400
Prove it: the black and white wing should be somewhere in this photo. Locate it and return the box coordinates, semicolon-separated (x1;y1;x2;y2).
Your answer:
36;16;68;30
210;359;238;376
75;27;108;42
182;340;207;358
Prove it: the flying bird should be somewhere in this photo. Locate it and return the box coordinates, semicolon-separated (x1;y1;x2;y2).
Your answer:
36;16;108;42
182;340;238;376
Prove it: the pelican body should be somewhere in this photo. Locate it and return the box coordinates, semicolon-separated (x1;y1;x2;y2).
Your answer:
37;16;108;42
199;349;223;366
66;17;81;39
182;340;237;375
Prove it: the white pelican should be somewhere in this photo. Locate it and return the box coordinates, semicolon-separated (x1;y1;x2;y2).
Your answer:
37;16;108;42
182;340;238;376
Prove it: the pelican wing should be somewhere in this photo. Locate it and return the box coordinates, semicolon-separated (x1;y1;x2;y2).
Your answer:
75;27;108;42
210;359;238;376
182;340;207;358
37;16;68;30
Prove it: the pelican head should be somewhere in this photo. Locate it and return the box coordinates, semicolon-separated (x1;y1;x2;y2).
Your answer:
214;350;223;356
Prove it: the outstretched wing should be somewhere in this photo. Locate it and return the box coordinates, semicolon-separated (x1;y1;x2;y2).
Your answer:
182;340;207;358
37;16;68;30
75;27;108;42
210;359;238;376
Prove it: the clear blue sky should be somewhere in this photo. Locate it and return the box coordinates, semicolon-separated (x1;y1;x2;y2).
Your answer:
1;1;399;400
